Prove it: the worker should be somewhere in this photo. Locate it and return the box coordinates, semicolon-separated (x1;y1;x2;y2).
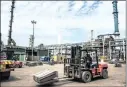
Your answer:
85;54;92;68
50;58;54;65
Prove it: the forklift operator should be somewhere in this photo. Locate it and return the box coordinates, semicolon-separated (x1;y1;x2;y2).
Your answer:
84;54;92;68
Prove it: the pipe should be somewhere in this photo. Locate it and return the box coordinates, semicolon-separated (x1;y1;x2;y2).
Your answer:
109;41;111;60
91;30;93;58
112;0;120;35
103;37;105;56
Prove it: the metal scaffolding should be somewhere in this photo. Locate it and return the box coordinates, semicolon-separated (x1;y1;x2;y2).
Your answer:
36;37;126;61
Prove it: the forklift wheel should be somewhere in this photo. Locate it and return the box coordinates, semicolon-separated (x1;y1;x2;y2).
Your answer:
82;71;92;83
19;65;22;68
102;69;108;79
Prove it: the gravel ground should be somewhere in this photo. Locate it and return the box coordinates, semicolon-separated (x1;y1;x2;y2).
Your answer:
1;63;126;87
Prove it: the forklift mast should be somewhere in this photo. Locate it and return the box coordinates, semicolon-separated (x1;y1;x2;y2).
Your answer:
71;46;82;65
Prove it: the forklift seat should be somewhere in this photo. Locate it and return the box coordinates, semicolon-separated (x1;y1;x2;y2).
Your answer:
91;63;97;68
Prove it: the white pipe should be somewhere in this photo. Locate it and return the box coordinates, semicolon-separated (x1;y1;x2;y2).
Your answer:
53;47;54;55
91;40;93;58
61;46;62;55
103;37;105;56
25;48;26;61
91;30;93;59
109;41;111;60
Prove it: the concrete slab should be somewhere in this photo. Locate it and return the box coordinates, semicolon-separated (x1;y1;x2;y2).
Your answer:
33;70;58;84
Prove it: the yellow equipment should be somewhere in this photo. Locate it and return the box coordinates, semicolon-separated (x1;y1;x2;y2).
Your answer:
0;60;14;80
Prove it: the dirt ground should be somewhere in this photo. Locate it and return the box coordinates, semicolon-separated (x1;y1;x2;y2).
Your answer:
1;63;126;87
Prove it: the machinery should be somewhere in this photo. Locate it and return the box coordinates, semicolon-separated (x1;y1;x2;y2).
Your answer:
33;46;108;85
7;0;23;68
64;46;108;83
2;45;23;68
0;47;22;80
0;50;14;80
12;61;23;68
0;0;23;80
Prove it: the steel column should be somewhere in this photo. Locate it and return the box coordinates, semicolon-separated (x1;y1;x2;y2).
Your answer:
109;41;111;60
103;37;105;56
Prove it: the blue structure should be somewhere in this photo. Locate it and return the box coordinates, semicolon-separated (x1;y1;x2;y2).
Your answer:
40;56;50;62
112;0;120;36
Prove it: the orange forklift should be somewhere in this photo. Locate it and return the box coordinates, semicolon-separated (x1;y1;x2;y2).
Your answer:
64;46;108;83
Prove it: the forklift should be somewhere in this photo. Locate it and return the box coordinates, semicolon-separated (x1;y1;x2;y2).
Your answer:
64;46;108;83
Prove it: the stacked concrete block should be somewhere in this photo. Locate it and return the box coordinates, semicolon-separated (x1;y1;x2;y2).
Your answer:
33;70;59;85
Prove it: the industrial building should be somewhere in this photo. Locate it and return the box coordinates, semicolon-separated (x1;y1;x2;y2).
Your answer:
1;0;126;63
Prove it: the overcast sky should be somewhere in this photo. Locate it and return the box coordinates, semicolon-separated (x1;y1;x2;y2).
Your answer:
1;1;126;47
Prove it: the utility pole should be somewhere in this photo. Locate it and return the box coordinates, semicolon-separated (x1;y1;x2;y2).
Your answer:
31;20;36;61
